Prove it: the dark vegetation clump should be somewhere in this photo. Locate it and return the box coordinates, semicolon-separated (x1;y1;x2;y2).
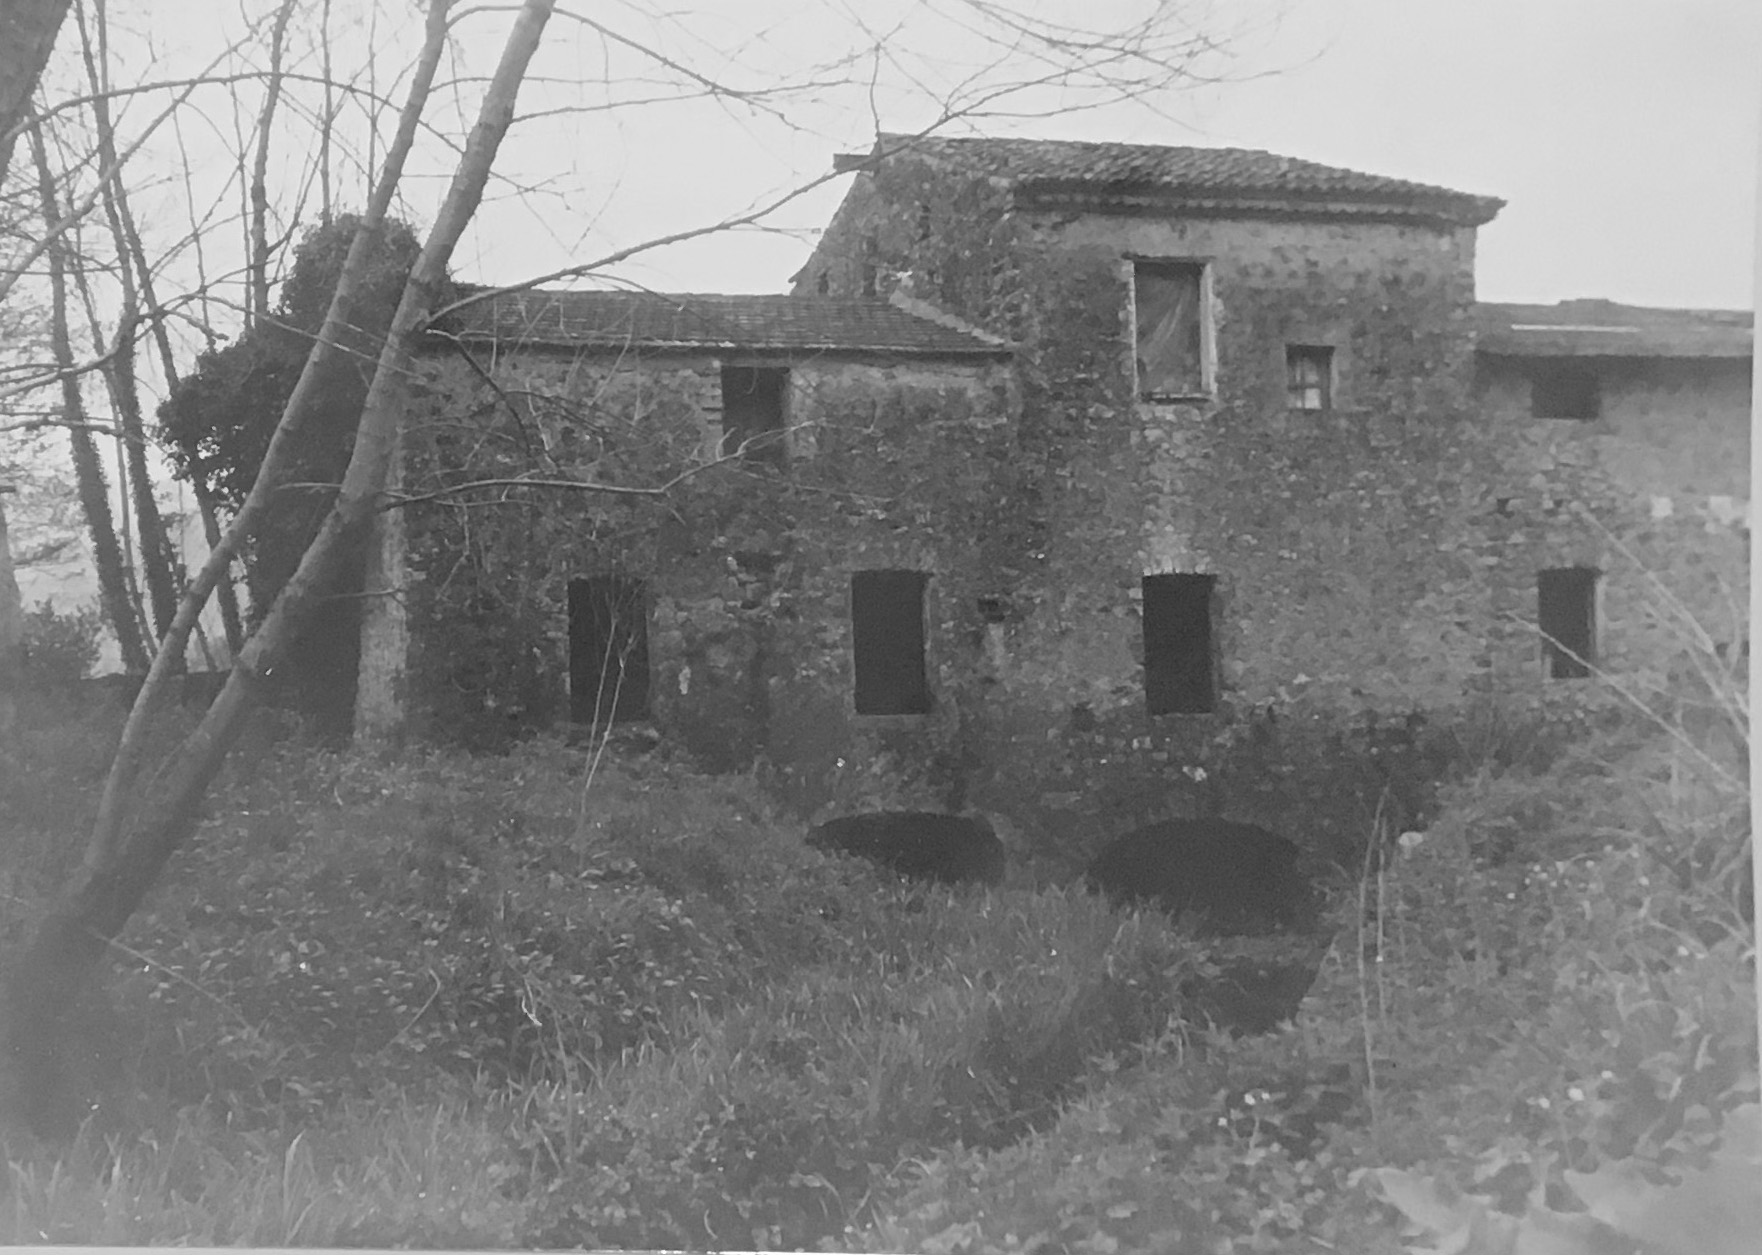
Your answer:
1083;819;1330;1035
807;810;1007;886
1083;818;1319;935
156;216;423;738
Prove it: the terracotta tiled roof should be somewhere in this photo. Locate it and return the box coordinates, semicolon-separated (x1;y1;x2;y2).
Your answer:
436;288;1009;356
835;133;1503;226
1475;300;1753;358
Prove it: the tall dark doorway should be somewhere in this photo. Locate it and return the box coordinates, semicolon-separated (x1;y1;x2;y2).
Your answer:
1143;573;1218;714
568;575;651;725
851;569;931;715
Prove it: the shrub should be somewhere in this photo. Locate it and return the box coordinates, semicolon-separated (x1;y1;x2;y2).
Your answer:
18;600;100;691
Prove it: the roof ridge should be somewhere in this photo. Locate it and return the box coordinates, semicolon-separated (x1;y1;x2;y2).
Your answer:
855;131;1503;226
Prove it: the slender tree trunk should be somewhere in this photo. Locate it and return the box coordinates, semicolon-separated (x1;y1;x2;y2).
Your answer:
319;0;334;225
104;138;245;657
29;123;150;674
0;0;73;180
248;0;297;325
0;486;22;749
76;0;180;643
0;0;554;1138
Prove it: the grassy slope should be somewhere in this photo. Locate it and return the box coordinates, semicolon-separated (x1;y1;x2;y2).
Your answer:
0;698;1753;1252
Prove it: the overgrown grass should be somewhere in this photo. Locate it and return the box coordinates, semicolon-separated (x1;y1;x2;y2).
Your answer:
0;664;1753;1250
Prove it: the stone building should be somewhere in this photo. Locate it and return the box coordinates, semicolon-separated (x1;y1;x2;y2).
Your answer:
358;135;1750;854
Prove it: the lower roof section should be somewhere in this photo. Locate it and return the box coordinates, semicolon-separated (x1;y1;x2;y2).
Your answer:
432;287;1012;358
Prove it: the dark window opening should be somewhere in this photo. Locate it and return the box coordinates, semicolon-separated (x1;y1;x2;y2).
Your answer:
917;203;933;241
816;269;830;295
1143;573;1217;714
976;595;1010;624
1531;364;1601;419
1537;567;1597;680
568;575;651;724
852;570;931;715
1134;261;1207;398
721;365;787;464
1286;345;1333;410
862;233;879;297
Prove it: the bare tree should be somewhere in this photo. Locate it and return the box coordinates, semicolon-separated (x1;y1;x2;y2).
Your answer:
71;0;181;642
247;0;299;326
27;120;150;673
1;0;554;1139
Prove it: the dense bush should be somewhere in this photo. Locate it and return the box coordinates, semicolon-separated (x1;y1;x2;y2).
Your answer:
17;600;101;690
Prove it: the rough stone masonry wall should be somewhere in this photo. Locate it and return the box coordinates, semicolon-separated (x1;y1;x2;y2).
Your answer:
798;160;1544;856
1473;355;1751;689
386;345;1018;812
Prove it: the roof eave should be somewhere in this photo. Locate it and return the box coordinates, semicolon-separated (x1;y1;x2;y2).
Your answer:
1010;186;1502;227
1476;344;1753;361
440;332;1012;358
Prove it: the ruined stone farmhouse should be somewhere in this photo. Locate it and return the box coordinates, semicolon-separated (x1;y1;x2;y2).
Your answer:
353;134;1751;847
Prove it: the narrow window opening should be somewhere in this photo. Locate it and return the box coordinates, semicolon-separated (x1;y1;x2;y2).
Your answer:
1133;261;1208;398
720;365;787;464
1537;567;1598;679
917;203;933;241
852;570;931;715
1143;573;1217;714
568;575;651;724
1531;364;1601;419
1286;345;1333;410
816;270;830;295
861;233;879;297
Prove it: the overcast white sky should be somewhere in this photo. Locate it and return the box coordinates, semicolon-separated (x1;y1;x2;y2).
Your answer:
438;0;1759;310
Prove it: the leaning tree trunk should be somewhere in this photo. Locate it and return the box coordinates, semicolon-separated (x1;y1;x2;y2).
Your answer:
0;0;73;181
0;0;555;1140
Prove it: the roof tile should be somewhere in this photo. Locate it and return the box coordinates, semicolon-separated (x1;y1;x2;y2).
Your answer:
840;133;1504;225
438;289;1008;356
1475;299;1753;358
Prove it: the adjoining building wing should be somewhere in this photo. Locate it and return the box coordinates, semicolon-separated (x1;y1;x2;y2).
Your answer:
1475;299;1752;359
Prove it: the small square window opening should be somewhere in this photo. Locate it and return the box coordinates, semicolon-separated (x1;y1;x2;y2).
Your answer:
1286;345;1333;410
1531;364;1600;419
720;365;788;464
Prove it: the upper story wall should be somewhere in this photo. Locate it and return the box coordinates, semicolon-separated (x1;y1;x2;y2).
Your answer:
796;154;1500;719
795;155;1484;419
1475;353;1751;504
